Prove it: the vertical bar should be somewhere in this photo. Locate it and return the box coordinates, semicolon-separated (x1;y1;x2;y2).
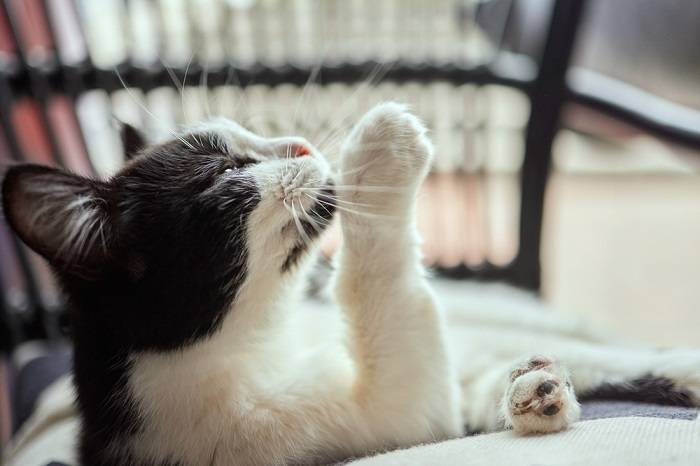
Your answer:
0;81;43;345
43;0;95;175
1;1;60;342
0;76;23;161
3;0;67;167
514;0;587;290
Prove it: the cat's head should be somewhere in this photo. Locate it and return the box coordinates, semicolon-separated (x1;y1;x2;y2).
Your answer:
1;118;335;350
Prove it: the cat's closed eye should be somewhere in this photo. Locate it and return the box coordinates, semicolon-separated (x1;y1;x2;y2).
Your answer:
232;156;258;169
219;157;256;175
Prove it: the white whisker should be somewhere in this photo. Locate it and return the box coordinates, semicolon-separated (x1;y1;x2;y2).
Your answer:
290;198;314;247
180;54;195;123
113;67;196;152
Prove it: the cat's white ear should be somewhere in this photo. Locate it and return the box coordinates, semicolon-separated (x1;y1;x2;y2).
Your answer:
119;122;146;160
2;164;111;273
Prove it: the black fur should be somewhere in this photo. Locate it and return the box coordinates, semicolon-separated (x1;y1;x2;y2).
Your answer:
1;131;313;465
581;375;693;407
72;134;262;465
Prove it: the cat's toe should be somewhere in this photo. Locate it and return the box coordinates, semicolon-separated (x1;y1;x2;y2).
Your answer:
503;356;580;435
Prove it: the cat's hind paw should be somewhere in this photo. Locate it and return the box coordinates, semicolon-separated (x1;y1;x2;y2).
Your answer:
502;356;580;435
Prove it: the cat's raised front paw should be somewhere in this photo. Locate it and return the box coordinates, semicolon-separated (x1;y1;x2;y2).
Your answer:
503;356;580;435
339;102;433;200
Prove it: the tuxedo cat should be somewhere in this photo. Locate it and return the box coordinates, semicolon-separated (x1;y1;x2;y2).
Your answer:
2;103;698;465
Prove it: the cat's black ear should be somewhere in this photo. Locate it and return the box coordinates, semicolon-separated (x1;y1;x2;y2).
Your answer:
2;164;112;275
120;122;146;160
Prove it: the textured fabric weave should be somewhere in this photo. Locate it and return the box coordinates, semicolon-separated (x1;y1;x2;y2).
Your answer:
349;416;700;466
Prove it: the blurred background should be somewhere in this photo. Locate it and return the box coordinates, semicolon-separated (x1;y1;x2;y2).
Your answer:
0;0;699;420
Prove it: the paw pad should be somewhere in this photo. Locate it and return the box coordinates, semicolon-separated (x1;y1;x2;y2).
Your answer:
536;380;558;397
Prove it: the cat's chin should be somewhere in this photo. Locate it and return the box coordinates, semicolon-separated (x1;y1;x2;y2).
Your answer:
275;184;335;272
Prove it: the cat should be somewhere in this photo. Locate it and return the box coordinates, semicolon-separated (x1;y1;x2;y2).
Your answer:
2;103;699;466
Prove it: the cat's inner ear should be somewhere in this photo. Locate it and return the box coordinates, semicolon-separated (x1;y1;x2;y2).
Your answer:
2;164;111;273
120;122;146;160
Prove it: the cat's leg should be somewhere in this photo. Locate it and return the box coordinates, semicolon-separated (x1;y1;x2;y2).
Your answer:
333;102;463;442
503;345;700;433
455;352;581;434
457;329;700;433
561;346;700;406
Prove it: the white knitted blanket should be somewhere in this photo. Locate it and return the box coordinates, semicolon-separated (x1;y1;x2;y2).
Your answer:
349;416;700;466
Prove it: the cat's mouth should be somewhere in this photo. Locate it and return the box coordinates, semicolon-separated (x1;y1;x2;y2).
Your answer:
281;187;336;272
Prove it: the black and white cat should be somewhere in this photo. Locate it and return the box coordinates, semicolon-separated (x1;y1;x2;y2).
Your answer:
2;103;699;465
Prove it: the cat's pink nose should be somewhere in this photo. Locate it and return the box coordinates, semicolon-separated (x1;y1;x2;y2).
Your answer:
292;143;311;157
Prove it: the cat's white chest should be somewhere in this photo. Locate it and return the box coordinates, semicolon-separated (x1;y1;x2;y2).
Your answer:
122;309;353;465
126;347;245;464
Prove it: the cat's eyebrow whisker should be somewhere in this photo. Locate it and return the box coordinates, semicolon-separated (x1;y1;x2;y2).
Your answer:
320;64;391;147
113;67;198;152
292;51;326;140
161;58;184;94
200;63;213;120
315;62;392;152
180;53;195;124
223;65;253;123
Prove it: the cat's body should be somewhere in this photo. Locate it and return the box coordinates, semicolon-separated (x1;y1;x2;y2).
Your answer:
2;104;699;466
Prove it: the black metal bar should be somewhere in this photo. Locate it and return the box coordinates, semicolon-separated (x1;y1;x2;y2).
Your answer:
435;261;519;283
0;3;55;344
0;267;26;352
0;283;17;352
568;68;700;150
3;59;535;96
0;74;23;162
0;81;44;342
0;270;9;352
4;55;699;153
513;0;588;291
